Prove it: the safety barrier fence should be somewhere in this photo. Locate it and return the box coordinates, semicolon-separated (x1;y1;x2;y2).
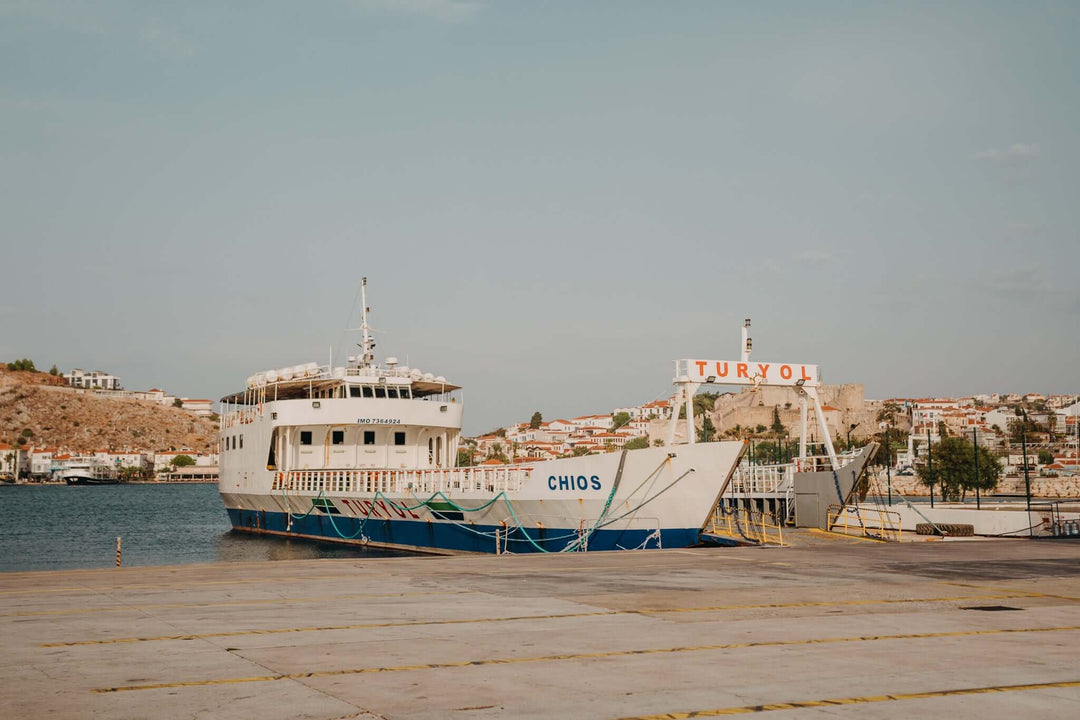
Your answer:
705;506;785;546
827;504;902;542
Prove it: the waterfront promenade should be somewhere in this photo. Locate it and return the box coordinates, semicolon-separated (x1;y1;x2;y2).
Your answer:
3;536;1079;719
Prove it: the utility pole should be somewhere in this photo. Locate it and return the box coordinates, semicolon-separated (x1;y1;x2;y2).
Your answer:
927;429;934;508
1021;410;1032;534
973;427;980;510
886;423;892;506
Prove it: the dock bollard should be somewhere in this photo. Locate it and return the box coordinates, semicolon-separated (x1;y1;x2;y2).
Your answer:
115;537;122;567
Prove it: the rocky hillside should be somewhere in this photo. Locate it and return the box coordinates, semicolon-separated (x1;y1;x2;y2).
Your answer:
0;369;216;452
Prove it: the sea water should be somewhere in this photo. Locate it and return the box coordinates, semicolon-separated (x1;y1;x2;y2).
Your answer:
0;483;402;572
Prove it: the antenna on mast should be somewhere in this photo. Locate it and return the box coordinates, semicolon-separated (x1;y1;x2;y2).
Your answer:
359;277;376;367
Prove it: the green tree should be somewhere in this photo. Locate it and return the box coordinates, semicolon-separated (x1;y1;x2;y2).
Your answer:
572;446;592;457
173;398;184;408
49;365;59;376
6;358;36;372
610;412;631;431
916;437;1002;501
529;411;543;429
755;424;767;435
697;413;716;442
171;454;196;468
770;406;786;437
1037;449;1054;465
1008;416;1044;443
456;448;473;467
486;443;508;463
624;437;650;450
876;401;902;425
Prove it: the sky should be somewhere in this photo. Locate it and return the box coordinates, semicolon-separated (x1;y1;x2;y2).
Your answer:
1;0;1078;434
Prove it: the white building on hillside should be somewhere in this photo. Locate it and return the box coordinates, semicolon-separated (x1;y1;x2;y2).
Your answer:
66;368;121;390
180;399;214;417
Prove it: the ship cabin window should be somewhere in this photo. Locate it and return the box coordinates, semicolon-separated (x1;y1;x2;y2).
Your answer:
232;436;237;450
364;431;376;445
300;431;313;446
400;387;411;399
394;431;406;446
362;386;374;398
387;387;398;399
349;386;361;398
374;386;386;399
332;430;345;445
239;435;243;449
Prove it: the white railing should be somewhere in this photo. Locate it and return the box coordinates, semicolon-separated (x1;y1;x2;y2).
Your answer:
729;463;794;495
223;407;261;428
273;466;533;496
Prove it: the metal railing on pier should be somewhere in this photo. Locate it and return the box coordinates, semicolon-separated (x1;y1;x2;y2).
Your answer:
827;504;902;542
705;507;785;545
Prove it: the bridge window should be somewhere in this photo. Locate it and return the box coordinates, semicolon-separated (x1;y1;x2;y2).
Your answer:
300;431;312;446
364;431;376;445
387;387;398;399
374;386;386;399
394;431;406;446
349;386;361;398
362;386;373;398
332;430;345;445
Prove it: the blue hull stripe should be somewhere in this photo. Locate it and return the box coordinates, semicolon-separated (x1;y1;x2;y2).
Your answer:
227;508;701;554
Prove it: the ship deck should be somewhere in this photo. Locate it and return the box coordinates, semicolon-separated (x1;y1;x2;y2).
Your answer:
3;535;1079;719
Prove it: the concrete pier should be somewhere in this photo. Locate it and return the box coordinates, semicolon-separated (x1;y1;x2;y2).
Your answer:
2;535;1079;719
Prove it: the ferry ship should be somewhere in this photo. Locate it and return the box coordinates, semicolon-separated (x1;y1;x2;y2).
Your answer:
217;280;746;554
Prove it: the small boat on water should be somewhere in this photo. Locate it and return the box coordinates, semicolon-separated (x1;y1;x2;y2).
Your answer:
60;463;119;485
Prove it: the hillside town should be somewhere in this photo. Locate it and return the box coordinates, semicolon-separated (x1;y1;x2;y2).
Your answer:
2;358;1078;493
461;385;1080;495
1;361;218;483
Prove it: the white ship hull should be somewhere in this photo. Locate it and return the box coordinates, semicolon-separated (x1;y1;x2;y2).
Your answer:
221;442;744;554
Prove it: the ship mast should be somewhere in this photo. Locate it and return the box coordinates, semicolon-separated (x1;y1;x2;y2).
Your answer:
359;277;376;368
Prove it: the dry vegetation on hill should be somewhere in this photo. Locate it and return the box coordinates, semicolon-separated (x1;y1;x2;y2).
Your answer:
0;369;216;452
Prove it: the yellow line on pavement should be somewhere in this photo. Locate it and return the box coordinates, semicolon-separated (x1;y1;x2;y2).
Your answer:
6;590;471;618
0;573;368;596
91;625;1080;693
45;592;1039;647
611;679;1080;718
